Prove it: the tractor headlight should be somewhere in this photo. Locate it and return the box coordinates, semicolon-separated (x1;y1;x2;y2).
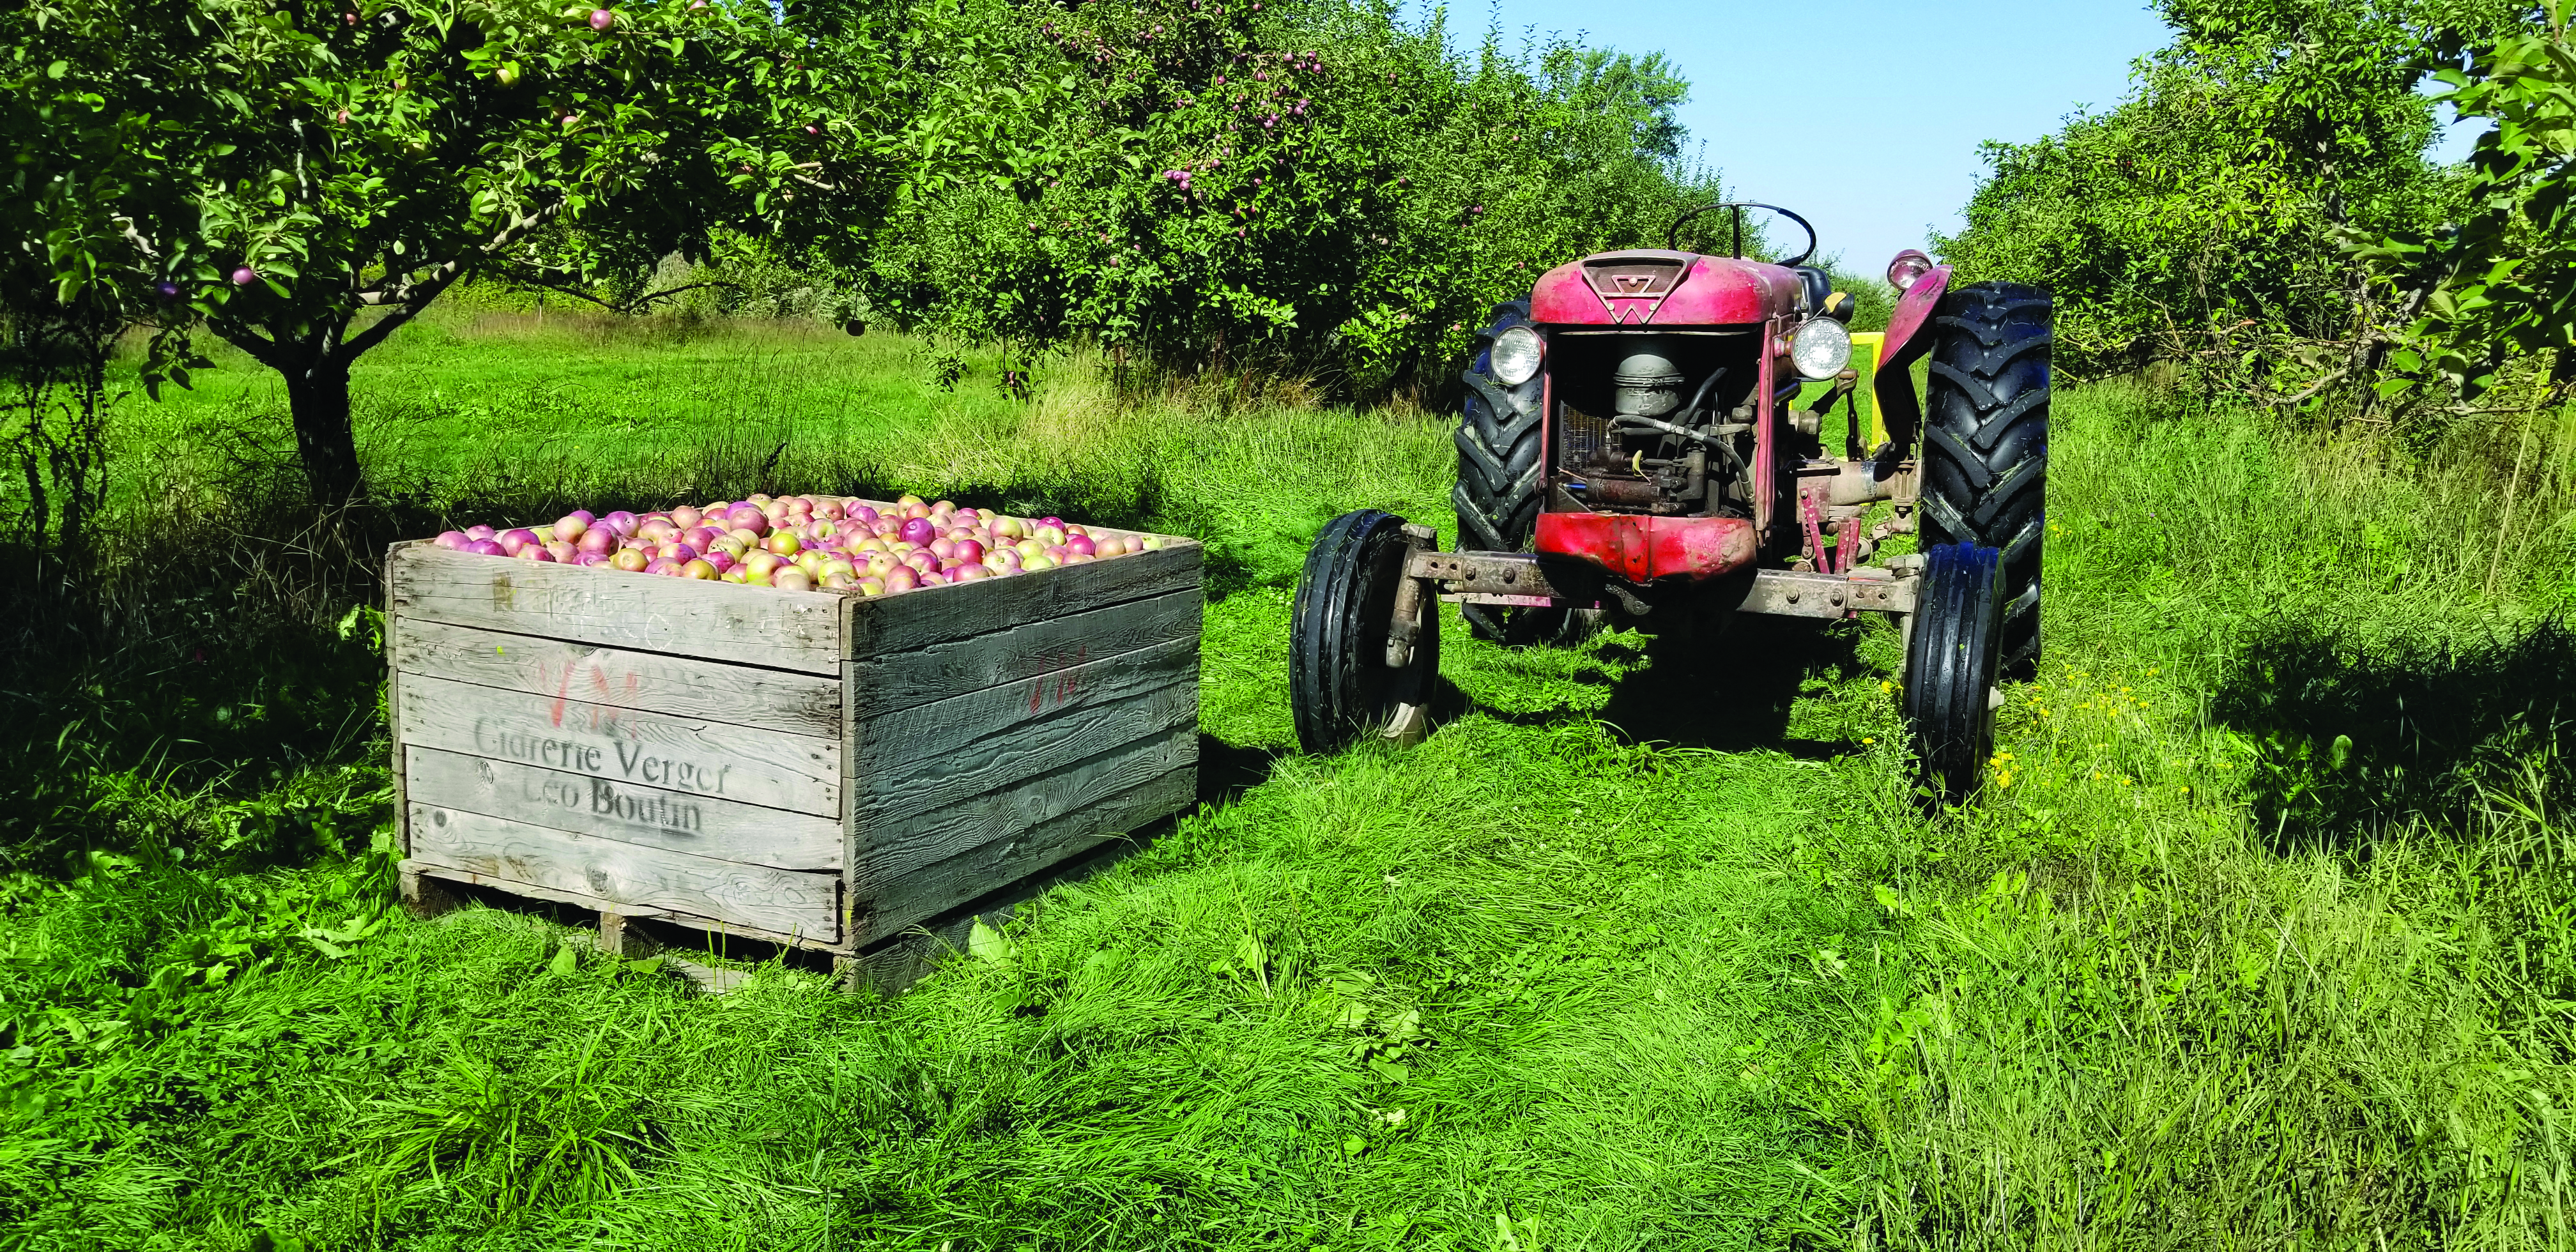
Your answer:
1788;317;1852;380
1886;248;1933;293
1490;325;1544;386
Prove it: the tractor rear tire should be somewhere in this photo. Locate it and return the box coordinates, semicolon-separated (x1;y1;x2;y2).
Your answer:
1454;301;1594;647
1920;281;2048;678
1903;542;2004;800
1291;510;1439;754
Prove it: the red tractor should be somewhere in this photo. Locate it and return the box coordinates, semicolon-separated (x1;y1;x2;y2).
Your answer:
1288;204;2050;795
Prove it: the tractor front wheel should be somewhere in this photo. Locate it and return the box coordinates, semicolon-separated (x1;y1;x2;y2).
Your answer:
1291;510;1439;754
1903;542;2004;799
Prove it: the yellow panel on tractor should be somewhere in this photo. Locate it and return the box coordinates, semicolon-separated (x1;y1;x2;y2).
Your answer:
1849;331;1887;447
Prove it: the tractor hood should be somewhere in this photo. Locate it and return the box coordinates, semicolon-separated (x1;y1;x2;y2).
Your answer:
1529;249;1805;328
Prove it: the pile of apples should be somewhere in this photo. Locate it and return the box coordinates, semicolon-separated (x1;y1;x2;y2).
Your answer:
431;493;1166;595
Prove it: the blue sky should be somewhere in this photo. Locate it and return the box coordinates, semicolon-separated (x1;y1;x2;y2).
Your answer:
1407;0;2486;276
1407;0;2178;272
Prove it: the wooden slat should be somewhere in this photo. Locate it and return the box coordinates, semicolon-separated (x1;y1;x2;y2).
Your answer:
845;590;1202;717
395;671;839;817
848;681;1198;831
408;804;839;940
401;859;840;950
853;724;1197;892
854;767;1195;945
843;542;1201;659
388;542;846;675
404;745;842;871
394;617;842;738
387;547;413;858
852;636;1197;777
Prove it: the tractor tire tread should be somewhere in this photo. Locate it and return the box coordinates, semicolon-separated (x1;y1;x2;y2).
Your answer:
1903;542;2002;798
1920;280;2049;679
1291;510;1436;753
1453;300;1572;645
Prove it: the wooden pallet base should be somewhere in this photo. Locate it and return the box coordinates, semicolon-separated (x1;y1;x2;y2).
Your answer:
400;832;1143;993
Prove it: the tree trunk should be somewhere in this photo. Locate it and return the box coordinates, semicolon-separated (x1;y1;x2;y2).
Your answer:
284;354;363;507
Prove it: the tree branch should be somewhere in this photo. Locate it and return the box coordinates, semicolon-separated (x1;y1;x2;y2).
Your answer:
495;267;748;314
205;317;289;370
337;201;565;361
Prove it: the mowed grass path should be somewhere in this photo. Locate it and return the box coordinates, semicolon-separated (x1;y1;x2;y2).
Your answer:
27;309;1912;1248
114;304;1025;500
14;310;2572;1248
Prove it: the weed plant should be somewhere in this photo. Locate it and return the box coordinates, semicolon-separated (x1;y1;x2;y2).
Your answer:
3;311;2573;1248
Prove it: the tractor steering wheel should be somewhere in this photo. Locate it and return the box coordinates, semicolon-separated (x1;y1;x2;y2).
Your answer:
1666;202;1818;268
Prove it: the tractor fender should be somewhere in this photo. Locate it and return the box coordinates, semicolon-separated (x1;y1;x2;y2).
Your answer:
1870;263;1952;451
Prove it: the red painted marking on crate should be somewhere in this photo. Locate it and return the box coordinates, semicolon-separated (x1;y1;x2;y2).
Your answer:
1022;644;1091;713
551;660;578;727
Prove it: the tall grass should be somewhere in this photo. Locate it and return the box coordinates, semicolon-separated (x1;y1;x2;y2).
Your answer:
1839;385;2576;1249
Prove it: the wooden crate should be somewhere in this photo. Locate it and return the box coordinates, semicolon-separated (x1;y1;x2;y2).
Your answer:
385;521;1201;967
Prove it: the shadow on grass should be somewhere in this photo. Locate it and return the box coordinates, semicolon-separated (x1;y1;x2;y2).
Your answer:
1197;733;1285;807
1442;613;1876;757
2211;615;2576;851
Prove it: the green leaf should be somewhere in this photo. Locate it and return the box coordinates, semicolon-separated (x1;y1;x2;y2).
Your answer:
548;943;577;977
967;919;1014;965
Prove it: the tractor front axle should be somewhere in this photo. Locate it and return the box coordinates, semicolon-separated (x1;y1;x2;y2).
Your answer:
1406;547;1918;621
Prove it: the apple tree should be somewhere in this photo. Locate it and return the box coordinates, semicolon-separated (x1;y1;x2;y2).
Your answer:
2358;4;2576;401
8;0;899;505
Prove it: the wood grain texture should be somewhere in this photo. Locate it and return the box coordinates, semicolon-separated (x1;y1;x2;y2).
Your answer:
387;547;413;857
845;590;1202;717
389;542;846;675
847;681;1198;831
852;636;1197;778
404;745;842;871
408;805;839;939
854;766;1193;945
853;724;1197;891
843;542;1201;659
395;671;839;816
394;618;843;737
403;859;848;950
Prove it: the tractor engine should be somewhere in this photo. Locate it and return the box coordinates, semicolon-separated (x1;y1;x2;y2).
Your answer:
1551;333;1759;517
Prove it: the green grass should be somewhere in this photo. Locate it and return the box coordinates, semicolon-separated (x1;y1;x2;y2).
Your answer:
109;305;1025;512
6;309;2575;1249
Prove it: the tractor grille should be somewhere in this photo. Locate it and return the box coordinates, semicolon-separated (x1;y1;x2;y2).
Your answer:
1559;401;1612;470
